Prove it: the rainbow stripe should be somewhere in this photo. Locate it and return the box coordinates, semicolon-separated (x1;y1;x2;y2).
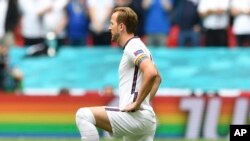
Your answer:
0;94;113;137
0;94;249;138
153;97;186;137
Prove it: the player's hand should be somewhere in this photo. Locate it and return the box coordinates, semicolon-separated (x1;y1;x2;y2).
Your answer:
121;102;140;112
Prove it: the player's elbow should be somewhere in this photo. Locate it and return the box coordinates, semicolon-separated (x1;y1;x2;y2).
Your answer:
155;73;162;85
141;61;159;81
148;69;158;81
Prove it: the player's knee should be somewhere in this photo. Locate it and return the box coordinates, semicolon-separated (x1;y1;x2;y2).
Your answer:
76;108;96;125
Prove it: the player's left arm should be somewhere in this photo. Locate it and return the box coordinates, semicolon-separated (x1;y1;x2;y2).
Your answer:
122;55;160;112
136;58;161;105
149;66;161;101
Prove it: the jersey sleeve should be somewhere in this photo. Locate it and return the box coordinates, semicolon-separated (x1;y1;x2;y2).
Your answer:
124;44;149;66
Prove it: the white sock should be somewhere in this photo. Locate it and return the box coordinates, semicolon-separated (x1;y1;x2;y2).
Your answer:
76;108;99;141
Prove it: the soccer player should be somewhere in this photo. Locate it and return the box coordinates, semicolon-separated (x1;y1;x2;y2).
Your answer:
75;7;162;141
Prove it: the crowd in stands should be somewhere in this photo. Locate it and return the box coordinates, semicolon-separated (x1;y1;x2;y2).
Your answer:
0;0;22;93
1;0;250;92
2;0;250;49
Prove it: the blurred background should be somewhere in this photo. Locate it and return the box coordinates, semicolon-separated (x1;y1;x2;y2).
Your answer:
0;0;250;140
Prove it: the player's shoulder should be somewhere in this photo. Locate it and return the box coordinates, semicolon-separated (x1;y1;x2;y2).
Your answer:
126;38;146;50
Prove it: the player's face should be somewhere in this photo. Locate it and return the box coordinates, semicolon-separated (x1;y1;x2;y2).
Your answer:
109;12;121;43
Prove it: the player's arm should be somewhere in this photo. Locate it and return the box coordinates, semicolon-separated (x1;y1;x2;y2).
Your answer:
123;54;158;112
134;57;158;108
149;67;161;101
122;55;158;112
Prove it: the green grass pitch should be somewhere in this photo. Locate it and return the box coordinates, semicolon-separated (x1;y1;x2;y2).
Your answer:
0;137;228;141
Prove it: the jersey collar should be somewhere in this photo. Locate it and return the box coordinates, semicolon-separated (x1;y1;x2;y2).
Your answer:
122;36;139;50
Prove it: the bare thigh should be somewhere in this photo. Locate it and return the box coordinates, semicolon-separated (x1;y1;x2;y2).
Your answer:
89;106;112;133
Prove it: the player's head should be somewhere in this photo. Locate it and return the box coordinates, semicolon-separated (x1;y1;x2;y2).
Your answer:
109;7;138;42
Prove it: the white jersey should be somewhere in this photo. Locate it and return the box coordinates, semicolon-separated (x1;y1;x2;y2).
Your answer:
118;37;153;112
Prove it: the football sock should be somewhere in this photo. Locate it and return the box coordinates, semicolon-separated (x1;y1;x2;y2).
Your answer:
76;108;99;141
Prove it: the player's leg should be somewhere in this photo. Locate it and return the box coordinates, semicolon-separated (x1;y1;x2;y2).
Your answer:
123;122;156;141
106;109;157;139
89;106;112;132
75;106;112;141
75;107;99;141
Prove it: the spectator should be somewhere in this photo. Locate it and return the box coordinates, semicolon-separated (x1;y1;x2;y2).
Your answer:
18;0;52;56
231;0;250;47
7;66;23;94
86;0;114;46
59;87;70;95
0;0;22;93
0;0;19;49
66;0;89;46
0;45;23;94
102;85;114;96
42;0;69;56
172;0;201;47
198;0;230;47
18;0;49;46
0;46;7;91
142;0;172;47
